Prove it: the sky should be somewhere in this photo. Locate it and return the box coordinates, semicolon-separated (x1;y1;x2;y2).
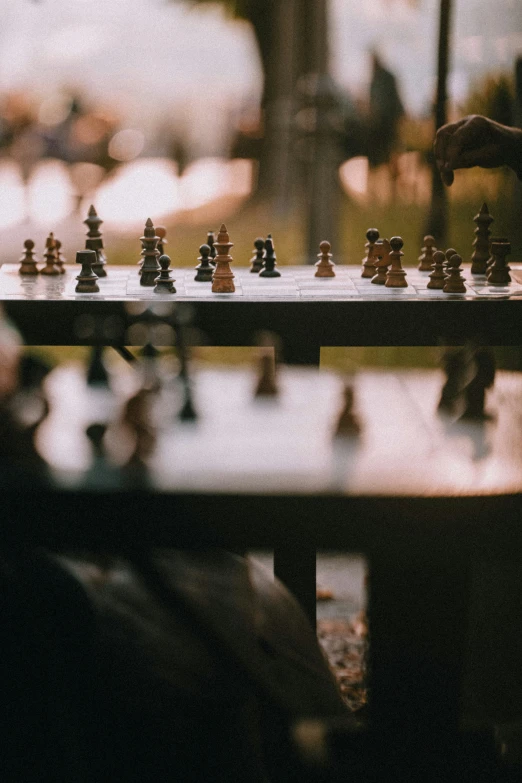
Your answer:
0;0;521;128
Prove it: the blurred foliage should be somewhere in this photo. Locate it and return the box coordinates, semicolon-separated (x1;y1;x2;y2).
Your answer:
462;73;514;127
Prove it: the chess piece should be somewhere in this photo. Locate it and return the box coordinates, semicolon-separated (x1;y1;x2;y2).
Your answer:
315;240;335;278
443;253;466;293
140;218;161;286
254;353;278;397
156;225;167;256
259;234;280;278
335;385;360;437
54;238;66;273
40;233;60;275
361;228;380;278
385;236;408;287
250;238;265;273
438;345;476;416
207;231;216;266
87;345;109;386
154;254;176;293
18;239;39;275
194;244;213;281
84;204;107;277
444;247;457;273
211;224;235;293
487;239;511;286
371;238;391;285
461;348;496;420
418;235;436;271
471;203;493;275
75;250;100;293
427;250;446;289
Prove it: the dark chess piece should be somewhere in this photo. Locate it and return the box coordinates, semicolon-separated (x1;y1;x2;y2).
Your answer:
154;254;176;293
371;238;391;285
444;247;457;273
84;204;107;277
207;230;217;266
487;239;511;286
250;237;265;273
140;218;161;286
156;225;167;256
259;233;280;278
54;238;66;273
385;236;408;287
427;250;446;289
18;239;39;275
254;353;278;397
41;233;60;276
443;253;466;293
75;250;100;293
87;345;110;386
211;224;235;293
179;384;198;421
335;385;360;437
438;345;476;416
361;228;379;278
315;240;335;278
418;235;436;271
194;244;213;281
471;202;493;275
461;348;496;420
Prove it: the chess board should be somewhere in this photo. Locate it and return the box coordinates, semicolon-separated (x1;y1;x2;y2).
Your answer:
2;263;522;300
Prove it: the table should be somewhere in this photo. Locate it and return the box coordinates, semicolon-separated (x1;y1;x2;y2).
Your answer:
6;361;522;778
2;263;522;364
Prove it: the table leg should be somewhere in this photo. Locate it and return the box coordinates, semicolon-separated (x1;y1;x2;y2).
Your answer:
274;543;317;626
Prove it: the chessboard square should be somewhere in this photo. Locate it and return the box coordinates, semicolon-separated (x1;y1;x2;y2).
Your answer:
299;289;360;298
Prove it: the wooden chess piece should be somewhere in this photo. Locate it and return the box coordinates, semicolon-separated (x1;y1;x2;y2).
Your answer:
471;202;493;275
444;247;457;273
211;224;235;293
427;250;446;289
18;239;39;275
75;250;100;293
154;254;176;293
438;345;476;416
418;235;436;271
40;233;60;275
250;237;265;273
335;385;360;437
254;353;278;397
207;230;216;266
84;204;107;277
487;239;511;286
139;218;161;286
443;253;466;293
156;225;167;256
385;236;408;288
315;240;335;277
259;233;281;278
194;244;213;281
461;348;496;420
371;238;391;285
54;238;66;273
361;228;379;278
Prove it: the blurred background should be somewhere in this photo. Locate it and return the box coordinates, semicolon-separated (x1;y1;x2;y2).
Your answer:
0;0;521;367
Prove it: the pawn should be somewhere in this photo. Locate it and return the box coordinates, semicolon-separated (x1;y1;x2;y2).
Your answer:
54;239;66;273
444;247;457;273
156;225;167;257
259;233;281;278
194;244;214;281
335;385;360;438
427;250;446;289
250;237;265;273
154;254;176;293
18;239;39;275
41;233;60;276
385;236;408;288
315;240;335;277
371;238;391;285
207;231;216;266
75;250;100;293
254;353;278;397
361;228;380;278
418;235;436;271
443;253;466;293
487;240;511;286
